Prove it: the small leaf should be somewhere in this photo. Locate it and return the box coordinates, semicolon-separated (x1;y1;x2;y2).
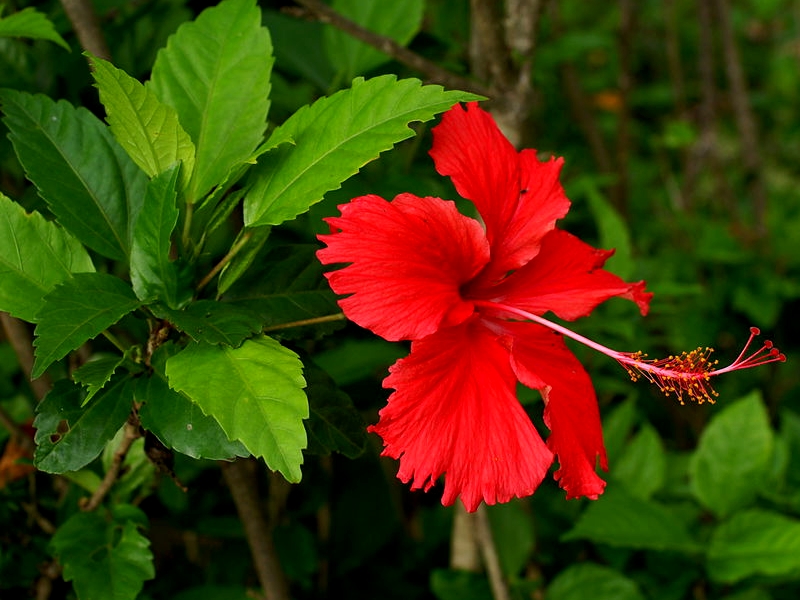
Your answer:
324;0;424;80
224;245;341;340
689;391;774;518
0;6;70;50
0;89;147;259
149;0;273;200
0;193;94;322
613;423;666;499
72;353;126;405
562;486;698;552
130;164;187;307
90;56;195;196
546;563;646;600
304;363;366;459
166;336;308;481
243;75;482;227
577;178;634;279
32;273;141;378
159;300;263;346
707;509;800;583
137;344;248;460
51;505;155;600
33;378;133;473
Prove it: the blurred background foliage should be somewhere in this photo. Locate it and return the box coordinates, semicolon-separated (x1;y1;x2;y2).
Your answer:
1;0;798;599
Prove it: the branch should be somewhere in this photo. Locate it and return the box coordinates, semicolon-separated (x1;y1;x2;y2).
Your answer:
80;419;140;511
59;0;111;60
450;504;480;571
475;506;511;600
291;0;491;97
1;312;51;401
713;0;768;234
220;458;290;600
262;313;345;333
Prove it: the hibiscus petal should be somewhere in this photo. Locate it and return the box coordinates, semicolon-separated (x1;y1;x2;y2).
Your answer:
494;150;571;273
499;321;608;499
369;317;553;512
430;102;520;248
489;228;652;320
317;194;490;341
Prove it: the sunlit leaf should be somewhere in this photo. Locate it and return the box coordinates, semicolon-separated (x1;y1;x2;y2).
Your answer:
243;75;482;227
0;89;147;259
0;193;94;322
32;273;141;378
91;56;195;196
149;0;273;200
137;344;248;460
166;336;307;481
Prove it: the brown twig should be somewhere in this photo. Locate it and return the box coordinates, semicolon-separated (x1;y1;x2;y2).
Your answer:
291;0;491;97
475;505;511;600
713;0;768;235
1;312;52;401
261;313;346;333
59;0;111;60
450;504;480;571
80;419;141;511
220;458;290;600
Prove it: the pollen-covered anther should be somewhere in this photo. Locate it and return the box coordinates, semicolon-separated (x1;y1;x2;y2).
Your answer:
617;327;786;405
618;347;720;405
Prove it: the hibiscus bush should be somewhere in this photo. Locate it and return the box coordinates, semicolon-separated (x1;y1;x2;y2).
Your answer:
0;1;797;599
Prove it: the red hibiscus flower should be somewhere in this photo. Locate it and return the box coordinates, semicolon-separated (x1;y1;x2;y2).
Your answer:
317;102;784;512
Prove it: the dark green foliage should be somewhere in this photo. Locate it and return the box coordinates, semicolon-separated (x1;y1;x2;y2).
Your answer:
0;0;798;599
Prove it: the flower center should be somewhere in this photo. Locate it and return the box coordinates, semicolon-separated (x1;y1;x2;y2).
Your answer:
474;300;786;404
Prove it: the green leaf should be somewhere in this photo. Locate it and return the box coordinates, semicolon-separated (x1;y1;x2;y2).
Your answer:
613;423;666;499
304;363;366;459
486;501;535;578
32;273;141;378
430;570;492;600
51;505;155;600
72;353;126;405
217;225;271;296
577;177;634;279
313;338;405;386
90;56;195;196
33;378;133;473
546;563;646;600
224;245;341;340
324;0;424;81
707;509;800;583
159;300;263;347
689;391;774;518
243;75;482;227
0;193;94;322
0;89;147;259
166;336;308;481
130;164;186;307
137;344;248;460
149;0;273;200
562;486;698;552
602;396;637;466
0;6;70;50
